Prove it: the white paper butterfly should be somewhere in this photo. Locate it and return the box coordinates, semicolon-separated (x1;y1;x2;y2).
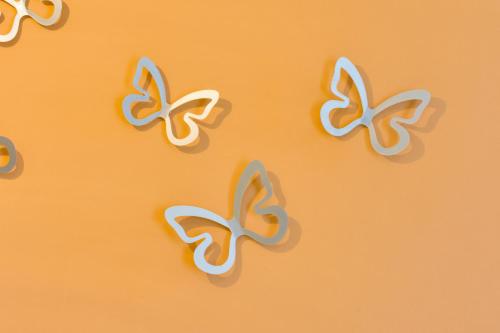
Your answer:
164;160;288;275
122;57;220;146
320;57;431;156
0;0;62;43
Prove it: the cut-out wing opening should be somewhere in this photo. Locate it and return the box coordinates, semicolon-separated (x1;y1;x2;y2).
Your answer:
164;205;237;275
164;90;220;146
25;0;62;26
122;57;169;127
321;57;371;137
368;89;431;156
232;161;288;245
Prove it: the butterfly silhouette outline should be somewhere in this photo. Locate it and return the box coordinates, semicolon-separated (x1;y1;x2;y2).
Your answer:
0;0;62;43
320;57;431;156
0;136;16;173
164;160;288;275
122;57;220;147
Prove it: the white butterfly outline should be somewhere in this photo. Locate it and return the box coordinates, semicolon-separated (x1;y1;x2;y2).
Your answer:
164;160;288;275
320;57;431;156
0;0;62;43
122;57;220;147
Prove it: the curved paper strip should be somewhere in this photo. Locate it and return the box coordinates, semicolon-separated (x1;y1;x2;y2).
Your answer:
0;136;16;174
320;57;370;137
320;56;431;156
0;0;62;43
368;89;431;156
165;206;238;275
122;57;220;147
164;160;288;275
232;160;288;245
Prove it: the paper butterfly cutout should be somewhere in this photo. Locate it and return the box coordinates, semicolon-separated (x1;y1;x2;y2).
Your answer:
164;160;288;275
0;0;62;43
122;57;220;146
0;136;16;173
320;57;431;156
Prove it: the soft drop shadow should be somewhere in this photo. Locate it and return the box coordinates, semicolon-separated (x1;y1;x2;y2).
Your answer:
0;150;24;179
310;58;337;135
0;1;69;47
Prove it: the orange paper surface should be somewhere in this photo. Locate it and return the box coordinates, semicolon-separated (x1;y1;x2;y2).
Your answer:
0;0;498;332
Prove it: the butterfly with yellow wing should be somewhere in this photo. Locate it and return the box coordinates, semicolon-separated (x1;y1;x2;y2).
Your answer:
122;57;221;147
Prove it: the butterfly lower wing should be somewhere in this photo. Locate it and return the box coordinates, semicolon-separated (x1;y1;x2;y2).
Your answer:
232;161;288;245
164;205;237;275
320;57;370;137
0;136;16;174
368;89;431;156
25;0;62;26
164;90;220;146
122;57;169;127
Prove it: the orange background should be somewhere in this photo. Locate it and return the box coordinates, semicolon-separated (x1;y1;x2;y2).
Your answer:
0;0;499;332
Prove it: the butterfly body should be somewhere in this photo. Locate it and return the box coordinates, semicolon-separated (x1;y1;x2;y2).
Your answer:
164;161;288;275
122;57;220;146
0;0;62;43
320;57;431;156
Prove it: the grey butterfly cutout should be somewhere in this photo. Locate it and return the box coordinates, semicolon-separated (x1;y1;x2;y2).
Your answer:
320;57;431;156
0;136;16;174
164;160;288;275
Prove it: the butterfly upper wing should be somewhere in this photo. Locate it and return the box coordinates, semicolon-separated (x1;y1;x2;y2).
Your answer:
367;89;431;156
0;0;26;43
0;136;16;174
164;205;238;275
25;0;62;26
165;89;220;146
232;160;288;245
122;57;170;127
320;57;370;137
0;0;61;43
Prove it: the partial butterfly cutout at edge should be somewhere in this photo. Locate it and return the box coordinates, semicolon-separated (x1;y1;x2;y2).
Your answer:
122;57;220;147
0;0;62;43
320;57;431;156
0;136;16;174
164;160;288;275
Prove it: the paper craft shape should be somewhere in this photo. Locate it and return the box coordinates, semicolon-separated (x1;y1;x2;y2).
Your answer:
0;136;16;173
164;160;288;275
0;0;62;43
122;57;220;146
320;57;431;156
